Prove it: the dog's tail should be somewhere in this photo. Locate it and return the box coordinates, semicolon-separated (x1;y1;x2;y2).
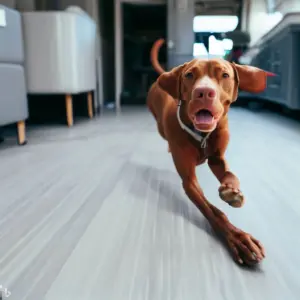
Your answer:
150;38;166;75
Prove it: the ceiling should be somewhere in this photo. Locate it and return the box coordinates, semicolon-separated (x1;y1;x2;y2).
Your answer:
195;0;242;16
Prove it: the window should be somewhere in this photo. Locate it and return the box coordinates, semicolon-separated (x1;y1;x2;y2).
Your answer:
193;15;239;33
193;15;236;58
193;43;208;57
193;37;233;58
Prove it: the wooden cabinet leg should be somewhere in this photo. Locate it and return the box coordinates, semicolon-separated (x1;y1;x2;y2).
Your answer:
66;94;73;127
87;92;93;119
17;120;27;145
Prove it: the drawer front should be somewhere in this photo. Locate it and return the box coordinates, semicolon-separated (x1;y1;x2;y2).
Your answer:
263;34;291;105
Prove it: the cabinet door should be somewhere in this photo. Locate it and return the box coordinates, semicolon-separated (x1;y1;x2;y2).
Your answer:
250;45;269;98
267;34;291;105
288;32;300;110
259;45;271;98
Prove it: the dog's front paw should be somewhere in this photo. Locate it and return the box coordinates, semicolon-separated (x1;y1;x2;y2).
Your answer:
226;229;265;266
219;183;244;208
218;172;244;208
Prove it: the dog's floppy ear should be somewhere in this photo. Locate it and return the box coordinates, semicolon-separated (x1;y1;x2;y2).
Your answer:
231;63;275;94
157;63;186;99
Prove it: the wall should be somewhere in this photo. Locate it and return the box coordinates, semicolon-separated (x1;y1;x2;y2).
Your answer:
247;0;300;46
0;0;15;8
0;0;35;10
16;0;35;10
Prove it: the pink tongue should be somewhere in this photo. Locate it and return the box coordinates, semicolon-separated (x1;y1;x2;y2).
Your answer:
195;111;213;124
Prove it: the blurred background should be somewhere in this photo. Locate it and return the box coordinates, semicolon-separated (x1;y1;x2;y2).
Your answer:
0;0;296;116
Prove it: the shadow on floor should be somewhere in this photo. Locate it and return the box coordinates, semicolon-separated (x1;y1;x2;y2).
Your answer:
126;161;264;272
126;161;210;232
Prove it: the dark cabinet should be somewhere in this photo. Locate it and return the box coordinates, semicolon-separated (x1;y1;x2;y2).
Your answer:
265;33;290;105
246;24;300;110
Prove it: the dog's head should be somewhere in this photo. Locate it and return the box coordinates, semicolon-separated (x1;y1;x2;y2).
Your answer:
157;58;272;132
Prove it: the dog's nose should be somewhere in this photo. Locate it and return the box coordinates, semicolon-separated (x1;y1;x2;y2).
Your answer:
194;87;216;100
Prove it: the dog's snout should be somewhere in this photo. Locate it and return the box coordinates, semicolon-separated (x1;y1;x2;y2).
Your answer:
194;87;216;100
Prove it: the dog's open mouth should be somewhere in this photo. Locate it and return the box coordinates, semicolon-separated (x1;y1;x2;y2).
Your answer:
194;109;214;125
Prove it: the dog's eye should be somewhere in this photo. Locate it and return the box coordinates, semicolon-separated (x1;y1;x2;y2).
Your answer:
185;72;193;79
222;73;230;78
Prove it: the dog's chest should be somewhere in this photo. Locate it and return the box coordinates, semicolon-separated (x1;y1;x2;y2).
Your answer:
185;131;216;165
196;145;210;165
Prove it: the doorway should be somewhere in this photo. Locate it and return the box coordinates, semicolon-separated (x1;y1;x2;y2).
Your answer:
121;3;167;105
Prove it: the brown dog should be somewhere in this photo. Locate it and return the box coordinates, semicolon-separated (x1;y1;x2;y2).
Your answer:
147;39;274;266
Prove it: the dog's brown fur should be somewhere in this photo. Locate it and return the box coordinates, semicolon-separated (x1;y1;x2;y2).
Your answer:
147;39;272;266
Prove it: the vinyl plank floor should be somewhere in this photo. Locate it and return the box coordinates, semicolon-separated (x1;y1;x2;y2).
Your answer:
0;107;300;300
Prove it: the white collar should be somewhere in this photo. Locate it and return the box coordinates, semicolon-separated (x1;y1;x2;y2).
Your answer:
176;100;211;148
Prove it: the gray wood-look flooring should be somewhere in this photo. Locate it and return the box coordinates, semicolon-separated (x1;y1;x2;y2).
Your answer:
1;106;300;300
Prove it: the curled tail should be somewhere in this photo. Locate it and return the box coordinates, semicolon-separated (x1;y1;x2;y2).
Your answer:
150;38;166;74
